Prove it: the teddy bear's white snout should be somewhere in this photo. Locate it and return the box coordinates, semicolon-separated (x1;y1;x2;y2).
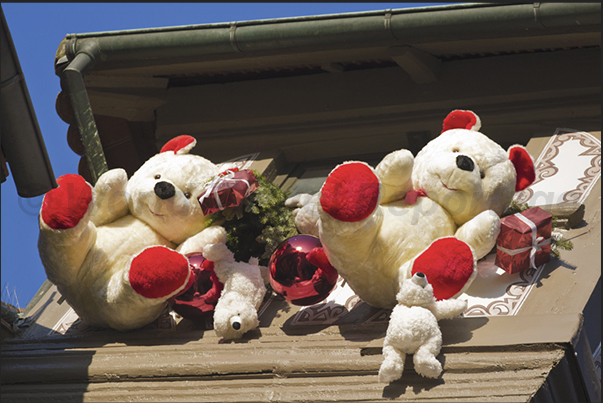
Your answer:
146;194;189;218
449;154;481;185
230;315;242;330
427;152;479;192
411;272;428;288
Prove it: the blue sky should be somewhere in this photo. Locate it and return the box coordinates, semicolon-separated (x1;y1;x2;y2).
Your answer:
1;2;449;308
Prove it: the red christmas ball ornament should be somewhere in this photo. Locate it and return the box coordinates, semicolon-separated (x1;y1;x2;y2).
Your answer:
169;254;224;320
268;235;338;306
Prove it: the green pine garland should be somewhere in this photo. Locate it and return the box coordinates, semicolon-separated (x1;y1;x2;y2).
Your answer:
503;201;573;259
204;170;299;266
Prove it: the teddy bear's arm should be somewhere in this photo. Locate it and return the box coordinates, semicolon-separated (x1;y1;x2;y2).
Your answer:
90;169;130;226
455;210;501;260
176;225;228;256
285;193;321;237
429;298;468;320
375;149;414;204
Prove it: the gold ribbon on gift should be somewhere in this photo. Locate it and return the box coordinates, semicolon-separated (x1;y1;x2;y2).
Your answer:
497;212;551;269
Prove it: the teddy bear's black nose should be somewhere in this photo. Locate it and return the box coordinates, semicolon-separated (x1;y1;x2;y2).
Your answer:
154;181;175;200
456;155;475;172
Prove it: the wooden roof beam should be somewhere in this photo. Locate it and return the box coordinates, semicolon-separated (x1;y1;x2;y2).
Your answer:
389;46;441;84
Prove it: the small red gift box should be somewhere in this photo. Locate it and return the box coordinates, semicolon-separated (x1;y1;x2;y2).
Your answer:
198;168;259;215
495;206;552;274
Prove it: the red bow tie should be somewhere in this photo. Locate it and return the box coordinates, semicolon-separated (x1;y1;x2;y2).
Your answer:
404;189;427;205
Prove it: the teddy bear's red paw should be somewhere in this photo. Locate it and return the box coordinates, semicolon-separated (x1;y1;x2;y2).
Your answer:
41;174;93;230
320;162;380;222
411;237;475;301
129;246;192;299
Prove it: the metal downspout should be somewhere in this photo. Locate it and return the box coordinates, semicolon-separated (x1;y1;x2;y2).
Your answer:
61;40;107;184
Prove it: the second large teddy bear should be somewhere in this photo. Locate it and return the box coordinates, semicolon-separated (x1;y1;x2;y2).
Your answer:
288;110;536;308
38;135;262;332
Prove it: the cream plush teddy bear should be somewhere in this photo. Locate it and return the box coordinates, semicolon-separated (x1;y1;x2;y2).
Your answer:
378;271;467;383
202;243;266;339
38;135;259;331
287;110;535;308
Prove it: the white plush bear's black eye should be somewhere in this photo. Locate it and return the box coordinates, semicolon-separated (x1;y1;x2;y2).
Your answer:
480;171;485;179
154;174;161;180
184;192;192;199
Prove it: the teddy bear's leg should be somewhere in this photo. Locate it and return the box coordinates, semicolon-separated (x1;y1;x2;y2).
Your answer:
201;242;235;265
319;162;382;235
40;174;93;231
128;246;193;299
413;339;443;379
88;246;194;330
403;237;476;301
38;174;97;286
378;344;406;383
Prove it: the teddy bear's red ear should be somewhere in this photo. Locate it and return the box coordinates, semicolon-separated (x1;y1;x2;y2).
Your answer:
160;135;197;155
441;110;481;133
508;145;535;191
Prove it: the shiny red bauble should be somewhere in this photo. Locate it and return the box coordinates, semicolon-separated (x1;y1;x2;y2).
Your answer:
268;235;338;306
169;254;223;320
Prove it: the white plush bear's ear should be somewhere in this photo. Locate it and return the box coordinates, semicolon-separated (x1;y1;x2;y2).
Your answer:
508;145;536;191
160;135;197;155
441;110;481;133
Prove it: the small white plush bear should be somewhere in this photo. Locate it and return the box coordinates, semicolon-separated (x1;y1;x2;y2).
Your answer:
202;243;266;339
378;271;467;383
288;110;535;308
38;135;238;331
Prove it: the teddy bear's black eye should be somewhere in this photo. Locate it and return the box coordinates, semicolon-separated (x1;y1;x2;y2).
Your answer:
480;171;485;179
154;174;161;180
184;192;192;199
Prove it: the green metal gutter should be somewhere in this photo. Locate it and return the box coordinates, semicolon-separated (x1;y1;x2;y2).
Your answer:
55;2;601;181
61;3;600;63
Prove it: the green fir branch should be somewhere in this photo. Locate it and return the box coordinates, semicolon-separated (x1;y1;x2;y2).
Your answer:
205;171;298;266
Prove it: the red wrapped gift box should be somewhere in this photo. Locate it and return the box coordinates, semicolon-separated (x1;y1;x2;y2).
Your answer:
198;168;258;215
495;206;552;274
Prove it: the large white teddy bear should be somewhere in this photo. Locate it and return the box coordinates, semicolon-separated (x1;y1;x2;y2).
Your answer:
287;110;535;308
378;271;467;383
38;135;263;332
